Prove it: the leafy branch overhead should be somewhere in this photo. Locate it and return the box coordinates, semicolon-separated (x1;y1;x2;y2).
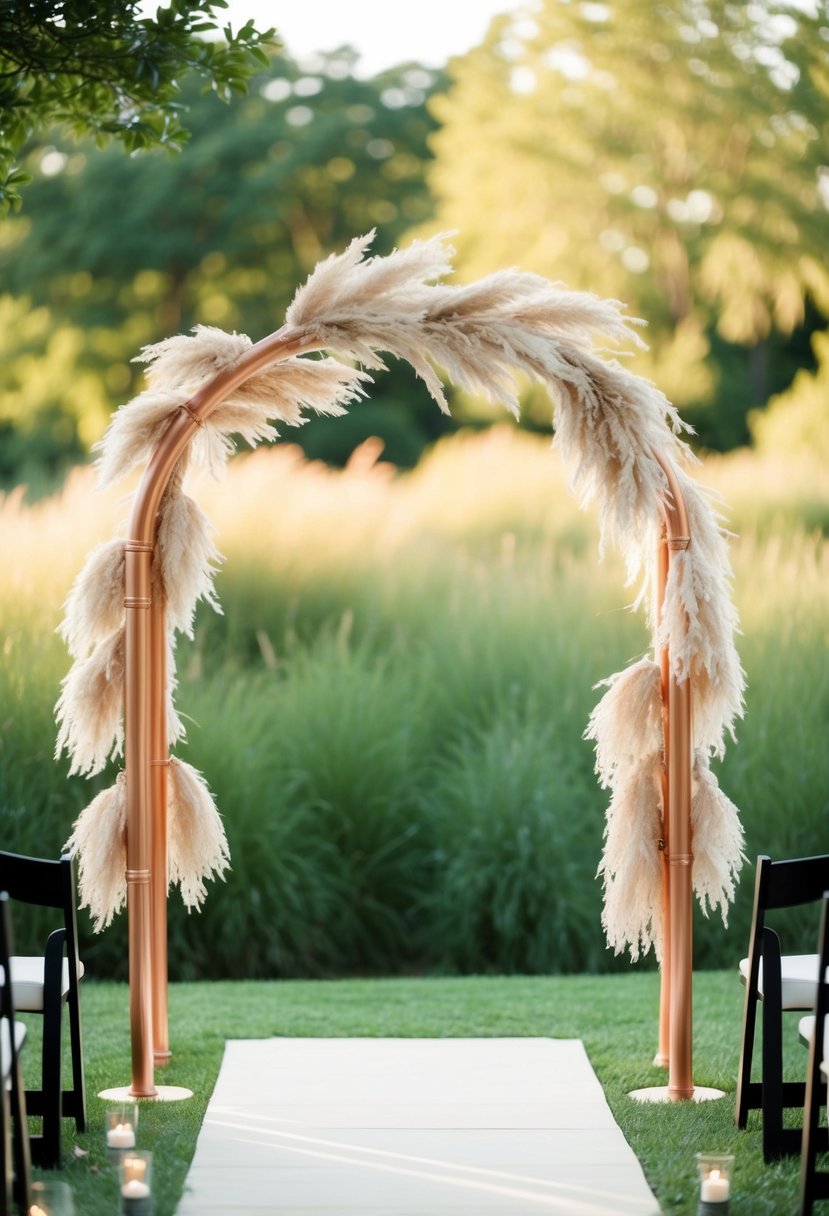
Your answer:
0;0;276;211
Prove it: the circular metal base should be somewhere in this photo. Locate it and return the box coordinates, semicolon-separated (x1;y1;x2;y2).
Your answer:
99;1084;193;1102
628;1085;727;1104
652;1052;669;1069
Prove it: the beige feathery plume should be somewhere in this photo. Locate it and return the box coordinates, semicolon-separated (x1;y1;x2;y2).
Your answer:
134;325;253;390
58;537;125;658
598;752;665;961
167;759;231;909
691;755;745;921
155;489;223;638
584;657;662;788
285;230;452;334
283;232;692;576
164;636;186;748
194;356;371;472
64;774;128;932
95;388;191;488
209;356;371;435
55;626;125;776
284;233;654;424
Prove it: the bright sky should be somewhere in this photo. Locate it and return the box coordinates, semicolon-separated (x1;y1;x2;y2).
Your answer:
212;1;518;75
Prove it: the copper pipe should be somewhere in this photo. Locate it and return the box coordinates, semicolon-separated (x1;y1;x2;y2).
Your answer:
652;451;694;1101
150;597;171;1064
654;526;671;1070
124;541;156;1097
123;327;317;1094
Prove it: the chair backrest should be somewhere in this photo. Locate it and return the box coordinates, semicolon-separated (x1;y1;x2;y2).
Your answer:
761;854;829;912
0;853;81;973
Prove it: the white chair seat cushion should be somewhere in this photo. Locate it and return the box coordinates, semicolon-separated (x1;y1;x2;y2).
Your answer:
9;955;84;1011
739;952;820;1009
1;1019;27;1084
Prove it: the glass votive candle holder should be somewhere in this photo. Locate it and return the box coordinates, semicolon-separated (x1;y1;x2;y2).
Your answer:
696;1152;735;1214
28;1178;76;1215
119;1149;153;1216
105;1101;138;1154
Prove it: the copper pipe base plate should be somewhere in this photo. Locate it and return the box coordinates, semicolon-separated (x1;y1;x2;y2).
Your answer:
652;1052;670;1068
99;1085;193;1102
628;1085;726;1104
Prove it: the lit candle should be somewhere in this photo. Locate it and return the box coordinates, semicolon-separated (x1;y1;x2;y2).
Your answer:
121;1179;151;1199
700;1168;730;1203
120;1153;152;1214
106;1122;136;1149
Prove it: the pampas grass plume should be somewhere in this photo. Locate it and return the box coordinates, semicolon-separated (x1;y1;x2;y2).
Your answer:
692;756;745;921
585;657;662;788
55;626;125;776
135;325;253;390
168;759;231;909
58;537;125;658
64;774;127;932
95;389;190;488
598;752;664;960
155;490;223;638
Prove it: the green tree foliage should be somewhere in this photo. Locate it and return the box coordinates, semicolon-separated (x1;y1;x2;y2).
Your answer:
0;0;275;212
750;328;829;464
427;0;829;447
0;53;451;486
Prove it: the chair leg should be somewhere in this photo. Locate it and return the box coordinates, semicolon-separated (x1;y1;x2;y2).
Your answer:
9;1054;31;1215
800;1064;826;1213
1;1079;12;1216
762;984;786;1161
67;993;86;1132
736;976;760;1128
30;934;65;1169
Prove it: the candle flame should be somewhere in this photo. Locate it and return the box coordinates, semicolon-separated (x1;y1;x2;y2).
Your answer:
123;1155;147;1181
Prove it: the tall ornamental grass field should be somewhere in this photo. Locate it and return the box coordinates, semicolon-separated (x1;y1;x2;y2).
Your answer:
1;427;827;979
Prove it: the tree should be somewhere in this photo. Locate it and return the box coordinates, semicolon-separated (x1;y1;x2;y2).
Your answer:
0;51;452;485
426;0;829;447
0;0;275;212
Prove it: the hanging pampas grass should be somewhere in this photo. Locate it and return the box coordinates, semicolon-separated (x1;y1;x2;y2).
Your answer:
134;325;253;391
155;488;223;638
584;657;662;788
95;388;191;488
691;754;745;921
64;774;128;931
58;228;744;952
598;752;665;961
58;537;125;659
167;759;230;910
55;626;125;776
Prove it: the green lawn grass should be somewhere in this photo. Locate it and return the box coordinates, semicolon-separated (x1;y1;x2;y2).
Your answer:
33;971;809;1215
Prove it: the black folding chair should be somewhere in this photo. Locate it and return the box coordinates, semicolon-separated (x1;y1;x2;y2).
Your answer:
0;852;86;1168
735;852;829;1161
0;893;32;1216
798;891;829;1215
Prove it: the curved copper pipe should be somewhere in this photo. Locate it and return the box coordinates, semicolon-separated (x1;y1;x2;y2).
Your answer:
652;451;693;1100
123;327;319;1095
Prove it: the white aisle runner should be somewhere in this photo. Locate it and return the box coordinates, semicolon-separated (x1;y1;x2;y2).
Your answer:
176;1038;660;1215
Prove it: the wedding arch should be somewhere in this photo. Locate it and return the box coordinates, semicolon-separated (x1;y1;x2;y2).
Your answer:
56;232;744;1102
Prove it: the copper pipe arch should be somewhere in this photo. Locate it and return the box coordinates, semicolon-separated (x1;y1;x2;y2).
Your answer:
122;330;697;1098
